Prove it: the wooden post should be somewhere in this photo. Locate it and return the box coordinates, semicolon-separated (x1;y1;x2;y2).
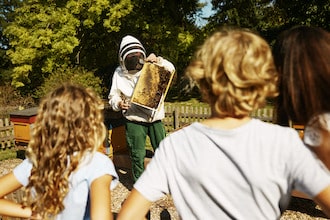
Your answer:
173;108;179;130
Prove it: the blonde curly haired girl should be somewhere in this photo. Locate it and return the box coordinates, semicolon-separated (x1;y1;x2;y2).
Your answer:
0;84;118;219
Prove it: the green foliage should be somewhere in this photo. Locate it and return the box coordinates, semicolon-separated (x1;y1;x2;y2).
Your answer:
273;0;330;30
207;0;329;44
4;2;80;87
0;53;13;85
36;67;103;98
2;0;204;97
3;0;329;100
117;0;203;86
0;148;17;161
4;0;133;91
0;0;22;85
208;0;282;32
103;0;133;32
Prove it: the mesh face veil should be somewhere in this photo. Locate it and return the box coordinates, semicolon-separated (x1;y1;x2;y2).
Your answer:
119;35;146;73
124;52;145;72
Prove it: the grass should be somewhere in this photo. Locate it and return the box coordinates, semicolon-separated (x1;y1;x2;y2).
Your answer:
0;148;17;161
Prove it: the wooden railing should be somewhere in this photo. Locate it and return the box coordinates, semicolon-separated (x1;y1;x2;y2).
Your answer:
163;105;211;132
104;100;275;133
0;118;15;149
163;105;274;133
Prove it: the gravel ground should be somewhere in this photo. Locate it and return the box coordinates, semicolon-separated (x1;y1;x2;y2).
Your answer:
0;158;329;220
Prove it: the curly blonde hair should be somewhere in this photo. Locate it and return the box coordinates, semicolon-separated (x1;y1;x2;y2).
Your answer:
186;28;278;118
23;84;106;219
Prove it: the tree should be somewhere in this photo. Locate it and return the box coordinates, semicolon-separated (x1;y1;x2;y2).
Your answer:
4;0;133;93
207;0;329;44
273;0;330;31
4;0;209;99
36;67;103;99
0;0;21;85
115;0;204;90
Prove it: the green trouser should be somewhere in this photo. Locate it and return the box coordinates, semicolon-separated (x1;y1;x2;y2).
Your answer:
125;120;165;182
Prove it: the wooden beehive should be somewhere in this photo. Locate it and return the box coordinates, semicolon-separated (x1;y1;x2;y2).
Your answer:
131;62;175;112
10;107;38;144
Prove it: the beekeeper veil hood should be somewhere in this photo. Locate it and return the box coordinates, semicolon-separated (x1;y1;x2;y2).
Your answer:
119;35;146;73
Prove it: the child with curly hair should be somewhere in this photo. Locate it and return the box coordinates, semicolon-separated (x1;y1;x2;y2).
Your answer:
0;84;118;219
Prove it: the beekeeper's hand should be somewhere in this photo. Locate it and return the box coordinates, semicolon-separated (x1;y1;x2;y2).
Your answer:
146;53;163;64
119;100;130;110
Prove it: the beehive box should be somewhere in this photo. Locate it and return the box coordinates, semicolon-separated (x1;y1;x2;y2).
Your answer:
10;107;38;144
131;62;175;115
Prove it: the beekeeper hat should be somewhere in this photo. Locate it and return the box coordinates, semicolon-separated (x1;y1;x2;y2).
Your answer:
119;35;146;66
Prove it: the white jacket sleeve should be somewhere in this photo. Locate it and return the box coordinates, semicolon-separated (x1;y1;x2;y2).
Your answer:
159;57;175;73
108;69;123;112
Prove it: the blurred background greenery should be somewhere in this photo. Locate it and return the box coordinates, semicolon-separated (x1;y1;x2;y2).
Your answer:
0;0;328;105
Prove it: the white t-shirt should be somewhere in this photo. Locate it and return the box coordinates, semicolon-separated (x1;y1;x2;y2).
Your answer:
13;152;119;220
134;119;330;220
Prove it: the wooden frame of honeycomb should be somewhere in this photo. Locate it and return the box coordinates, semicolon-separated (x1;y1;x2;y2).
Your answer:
131;62;175;117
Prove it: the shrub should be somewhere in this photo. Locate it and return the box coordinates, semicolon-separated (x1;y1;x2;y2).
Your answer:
0;84;35;117
36;67;103;98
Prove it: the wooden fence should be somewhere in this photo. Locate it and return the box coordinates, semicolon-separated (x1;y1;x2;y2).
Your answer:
0;105;274;149
0;118;15;149
163;105;274;133
104;100;275;133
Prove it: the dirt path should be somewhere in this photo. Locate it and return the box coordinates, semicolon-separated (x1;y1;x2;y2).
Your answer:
0;158;329;220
